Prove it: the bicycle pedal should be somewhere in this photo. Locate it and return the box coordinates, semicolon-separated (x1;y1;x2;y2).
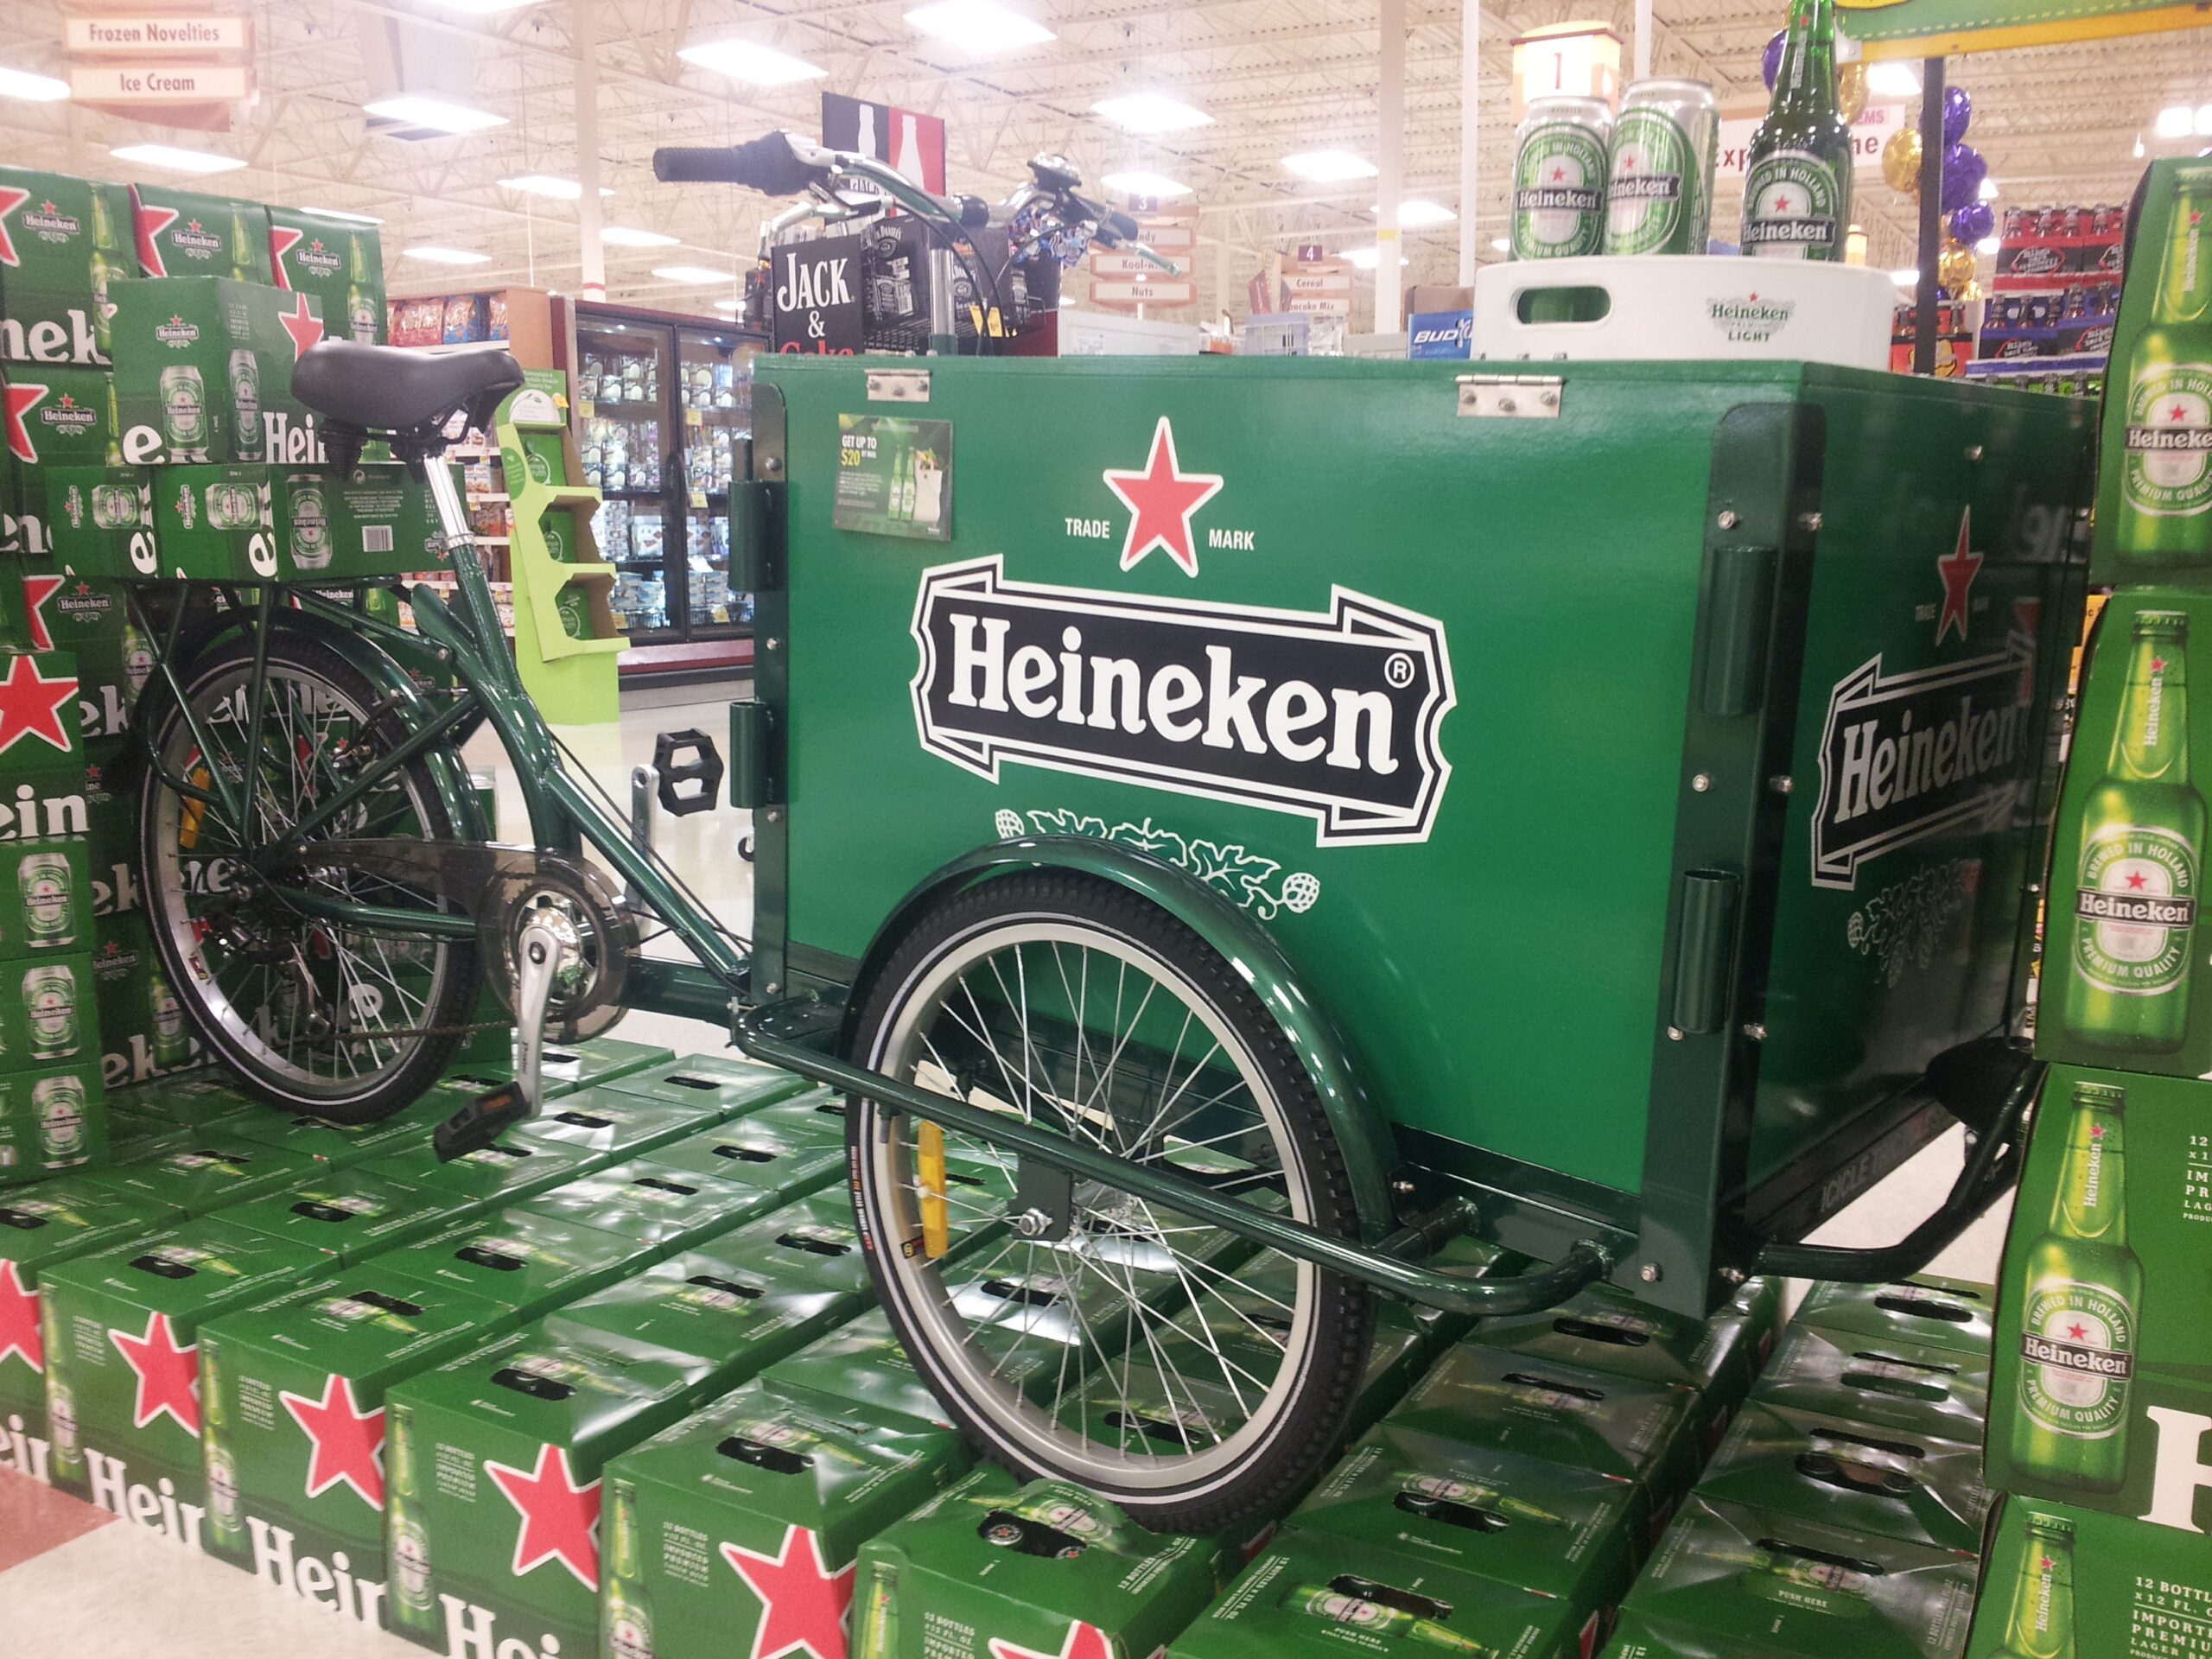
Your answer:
433;1084;535;1161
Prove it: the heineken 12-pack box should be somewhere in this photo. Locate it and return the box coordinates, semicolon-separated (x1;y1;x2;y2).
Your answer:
765;1307;1063;1430
220;1091;449;1168
0;836;92;958
1985;1065;2212;1531
1749;1322;1990;1446
209;1166;456;1267
1961;1497;2208;1659
130;184;272;284
0;1057;106;1184
510;1088;725;1161
520;1157;795;1252
0;168;134;366
83;1132;317;1215
1791;1272;1997;1360
597;1051;815;1114
265;206;384;345
606;1378;970;1659
1605;1491;1980;1659
108;275;327;466
364;1130;607;1215
134;460;448;583
632;1118;844;1206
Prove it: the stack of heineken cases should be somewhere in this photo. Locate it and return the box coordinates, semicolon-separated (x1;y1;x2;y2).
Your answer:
1955;151;2212;1659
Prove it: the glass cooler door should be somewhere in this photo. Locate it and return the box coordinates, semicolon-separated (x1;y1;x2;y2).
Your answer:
575;320;677;642
674;325;760;639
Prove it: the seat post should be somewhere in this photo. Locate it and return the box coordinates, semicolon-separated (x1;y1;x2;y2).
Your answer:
423;454;474;546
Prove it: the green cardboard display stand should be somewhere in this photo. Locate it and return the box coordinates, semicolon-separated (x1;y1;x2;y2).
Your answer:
496;372;623;724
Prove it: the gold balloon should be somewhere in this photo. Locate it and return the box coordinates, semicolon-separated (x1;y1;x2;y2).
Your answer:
1883;125;1923;195
1838;62;1869;125
1938;237;1977;293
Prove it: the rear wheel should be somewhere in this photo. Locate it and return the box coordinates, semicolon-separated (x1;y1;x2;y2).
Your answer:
137;631;481;1122
847;871;1372;1532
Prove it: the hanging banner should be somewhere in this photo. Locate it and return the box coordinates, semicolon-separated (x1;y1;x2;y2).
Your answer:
1839;0;2212;56
1717;101;1909;177
822;92;947;194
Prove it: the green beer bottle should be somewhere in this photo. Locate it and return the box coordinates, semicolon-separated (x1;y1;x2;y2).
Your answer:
385;1404;442;1638
1991;1514;2075;1659
88;188;122;360
2009;1083;2143;1494
2061;612;2205;1052
1707;1542;1876;1617
346;234;379;344
150;966;190;1069
103;374;123;468
856;1563;900;1659
1740;0;1853;260
229;204;256;283
1280;1584;1497;1654
602;1479;656;1659
201;1335;247;1554
1399;1472;1569;1528
2115;179;2212;563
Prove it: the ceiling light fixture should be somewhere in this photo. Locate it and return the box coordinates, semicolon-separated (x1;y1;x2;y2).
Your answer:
1978;176;1999;201
600;226;679;246
653;264;736;284
1092;92;1212;133
2196;102;2212;136
677;40;826;85
1867;62;1921;98
500;174;612;200
0;67;69;102
109;142;247;174
1284;149;1378;182
1376;199;1457;226
1491;236;1510;251
363;93;507;134
1976;235;2001;255
2159;104;2196;138
301;206;385;224
1345;245;1409;270
1102;169;1191;200
906;2;1053;52
405;245;493;264
420;0;543;13
1891;266;1922;285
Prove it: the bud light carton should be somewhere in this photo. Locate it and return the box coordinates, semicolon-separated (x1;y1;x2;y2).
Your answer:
1606;1492;1979;1659
507;1087;726;1162
603;1379;969;1659
197;1272;518;1605
381;1319;719;1655
209;1168;457;1268
82;1131;319;1216
130;185;273;285
363;1132;607;1216
1291;1421;1639;1616
38;1216;332;1511
0;837;90;959
520;1158;790;1254
1407;311;1473;360
1695;1396;1993;1556
1791;1272;1996;1359
627;1120;844;1208
1751;1323;1989;1445
596;1051;817;1115
365;1205;658;1321
1164;1529;1592;1659
0;1182;164;1478
0;168;137;369
853;1467;1237;1659
0;1058;108;1185
108;275;322;465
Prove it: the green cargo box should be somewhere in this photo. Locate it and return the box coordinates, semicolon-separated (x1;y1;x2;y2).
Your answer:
1789;1272;1996;1359
0;168;133;368
81;1132;316;1216
1751;1322;1989;1445
367;1205;658;1320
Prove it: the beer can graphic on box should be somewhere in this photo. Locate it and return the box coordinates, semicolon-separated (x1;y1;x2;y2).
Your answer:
0;839;89;957
22;957;84;1058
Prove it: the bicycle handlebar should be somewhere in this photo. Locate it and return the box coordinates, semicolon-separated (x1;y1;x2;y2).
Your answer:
652;132;830;195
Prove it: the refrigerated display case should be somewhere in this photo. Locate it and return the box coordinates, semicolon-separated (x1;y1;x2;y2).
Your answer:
674;324;760;639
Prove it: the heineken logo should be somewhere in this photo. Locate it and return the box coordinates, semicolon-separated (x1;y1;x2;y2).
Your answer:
1707;294;1796;345
297;238;341;278
156;315;200;347
21;201;81;241
172;219;224;255
2020;1331;2135;1379
38;393;95;435
1813;641;2033;888
94;938;143;981
2124;425;2212;453
1513;184;1604;214
57;581;116;625
2076;888;2196;927
911;557;1457;847
1609;175;1682;204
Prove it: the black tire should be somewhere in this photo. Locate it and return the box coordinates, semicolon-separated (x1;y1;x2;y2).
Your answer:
846;870;1372;1532
137;629;481;1122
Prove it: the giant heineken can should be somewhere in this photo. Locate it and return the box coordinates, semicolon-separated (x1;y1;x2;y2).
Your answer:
289;475;334;570
228;348;262;459
24;963;79;1059
1510;96;1611;259
160;365;209;457
1604;79;1719;256
206;480;260;531
35;1074;90;1166
20;852;75;947
91;482;141;529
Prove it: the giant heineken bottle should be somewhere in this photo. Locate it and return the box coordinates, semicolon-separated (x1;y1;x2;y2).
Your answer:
1740;0;1853;260
2115;178;2212;564
1991;1513;2075;1659
88;187;124;360
346;234;379;345
2061;611;2205;1052
2009;1082;2143;1493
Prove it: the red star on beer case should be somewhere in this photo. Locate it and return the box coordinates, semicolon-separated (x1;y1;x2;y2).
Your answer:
0;1261;42;1373
22;574;65;652
0;655;78;760
279;294;324;359
486;1441;602;1589
1102;416;1223;577
0;186;31;266
135;194;180;278
1936;506;1982;645
720;1524;856;1659
4;379;49;465
989;1618;1118;1659
111;1310;200;1433
268;225;303;289
280;1371;387;1508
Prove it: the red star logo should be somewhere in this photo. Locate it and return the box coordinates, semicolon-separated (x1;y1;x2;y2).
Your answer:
280;1372;386;1509
3;378;48;464
989;1620;1117;1659
2066;1323;2087;1340
187;219;202;235
721;1525;855;1659
279;294;324;359
486;1442;601;1589
1776;194;1793;213
136;194;180;277
1936;507;1981;645
2126;870;2149;889
2090;1122;2106;1138
1551;165;1566;182
1101;416;1224;577
56;394;74;411
2172;405;2191;423
0;1260;41;1374
0;655;77;760
0;186;30;266
22;573;63;652
268;225;302;289
111;1311;200;1434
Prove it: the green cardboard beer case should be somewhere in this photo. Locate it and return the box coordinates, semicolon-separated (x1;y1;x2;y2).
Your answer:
1986;1064;2212;1529
0;947;97;1062
3;364;117;470
510;1086;725;1160
852;1466;1234;1659
1605;1492;1979;1659
1961;1497;2203;1659
1162;1528;1591;1659
0;649;83;777
1791;1273;1997;1361
0;1181;163;1479
366;1205;658;1321
141;461;446;582
449;1033;677;1100
38;1216;330;1517
1695;1396;1993;1556
1389;1341;1700;1547
105;1103;199;1161
82;1130;317;1215
603;1378;969;1659
108;1069;258;1128
265;206;385;346
1291;1421;1638;1617
382;1319;717;1656
632;1119;844;1205
0;836;91;958
0;1056;107;1184
1751;1323;1989;1445
364;1132;607;1214
197;1269;518;1620
764;1308;1061;1430
521;1157;795;1251
743;1087;858;1147
108;274;325;466
0;168;135;366
130;186;272;285
210;1167;456;1267
218;1092;450;1167
597;1051;813;1115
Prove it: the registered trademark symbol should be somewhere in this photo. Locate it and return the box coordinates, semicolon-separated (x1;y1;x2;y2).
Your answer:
1385;653;1415;688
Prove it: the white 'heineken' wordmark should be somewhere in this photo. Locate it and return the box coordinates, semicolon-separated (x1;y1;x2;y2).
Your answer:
912;558;1455;847
1814;639;2035;889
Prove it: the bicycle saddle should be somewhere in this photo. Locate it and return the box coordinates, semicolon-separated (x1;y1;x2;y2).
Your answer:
293;339;524;436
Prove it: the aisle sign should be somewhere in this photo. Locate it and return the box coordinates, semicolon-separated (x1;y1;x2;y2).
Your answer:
771;232;863;354
65;16;250;52
1092;251;1187;279
1717;100;1908;176
1840;0;2212;54
67;63;251;102
1090;277;1199;307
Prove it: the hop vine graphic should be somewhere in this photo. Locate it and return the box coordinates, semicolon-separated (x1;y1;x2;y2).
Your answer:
992;807;1320;918
1847;858;1978;987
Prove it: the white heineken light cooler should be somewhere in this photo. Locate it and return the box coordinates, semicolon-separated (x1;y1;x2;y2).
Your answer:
1472;255;1897;369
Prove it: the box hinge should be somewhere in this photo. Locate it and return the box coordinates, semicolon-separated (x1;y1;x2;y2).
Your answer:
728;700;783;809
1456;374;1562;418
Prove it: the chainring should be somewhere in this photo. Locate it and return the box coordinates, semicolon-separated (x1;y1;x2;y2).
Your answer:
477;855;639;1042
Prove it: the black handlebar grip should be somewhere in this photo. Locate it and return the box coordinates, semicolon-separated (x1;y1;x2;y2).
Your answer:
1105;208;1142;241
652;133;824;196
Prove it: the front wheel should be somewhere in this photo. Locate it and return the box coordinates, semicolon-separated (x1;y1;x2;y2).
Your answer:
847;870;1373;1532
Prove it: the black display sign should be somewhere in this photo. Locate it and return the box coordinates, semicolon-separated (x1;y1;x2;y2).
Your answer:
772;232;864;355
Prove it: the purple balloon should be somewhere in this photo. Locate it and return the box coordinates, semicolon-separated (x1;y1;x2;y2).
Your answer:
1942;85;1973;146
1940;143;1987;213
1763;29;1785;91
1950;200;1995;244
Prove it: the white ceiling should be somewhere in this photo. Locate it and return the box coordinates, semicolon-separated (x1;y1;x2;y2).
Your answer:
3;0;2209;322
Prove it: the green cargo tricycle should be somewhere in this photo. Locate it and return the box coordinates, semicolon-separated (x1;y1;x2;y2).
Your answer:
99;137;2093;1528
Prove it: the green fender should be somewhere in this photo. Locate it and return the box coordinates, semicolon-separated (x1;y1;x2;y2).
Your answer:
840;834;1401;1242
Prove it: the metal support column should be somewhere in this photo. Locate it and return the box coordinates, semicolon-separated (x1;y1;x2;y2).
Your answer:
1458;0;1481;285
573;0;606;302
1913;55;1945;376
1377;0;1406;334
1634;0;1655;79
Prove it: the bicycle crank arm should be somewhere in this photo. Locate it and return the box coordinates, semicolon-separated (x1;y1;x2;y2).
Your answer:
732;998;1617;1317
